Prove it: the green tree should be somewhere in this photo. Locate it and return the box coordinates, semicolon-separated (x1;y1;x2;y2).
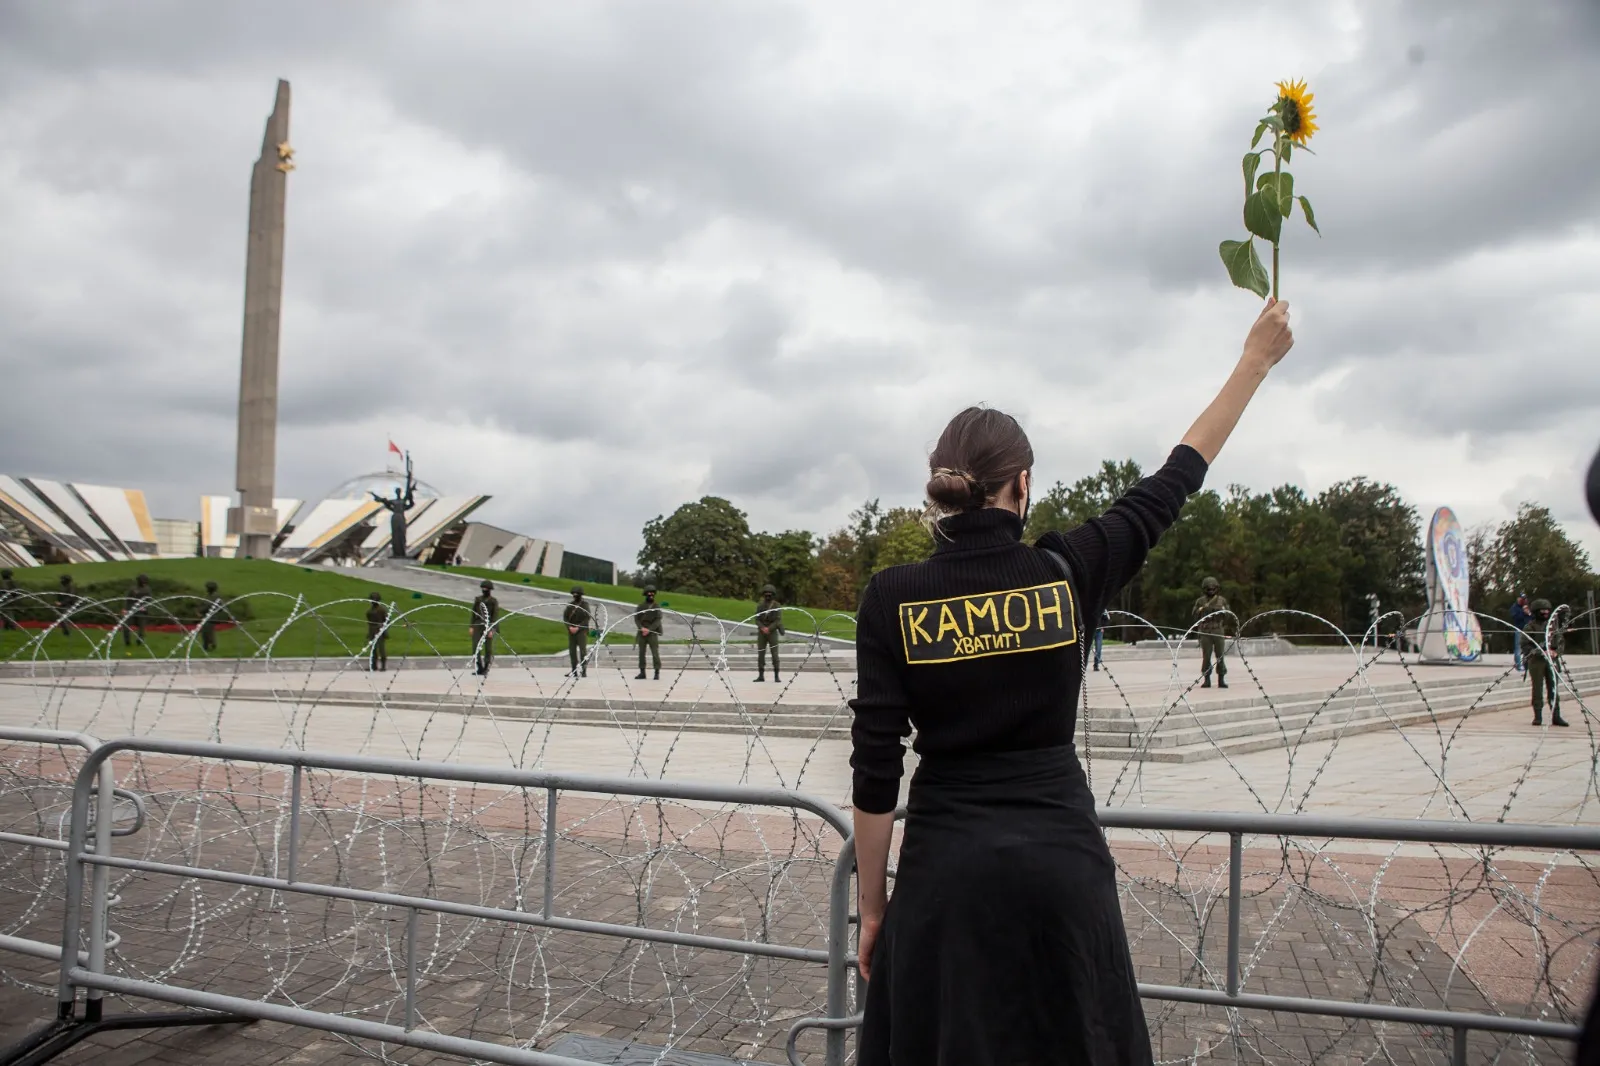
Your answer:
1141;489;1239;627
1233;485;1346;623
1023;459;1144;543
874;516;934;572
1317;477;1426;630
813;530;861;610
752;529;820;605
1471;504;1596;621
637;497;764;598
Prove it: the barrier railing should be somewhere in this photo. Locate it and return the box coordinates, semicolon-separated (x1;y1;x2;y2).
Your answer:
2;734;1594;1066
787;808;1600;1066
17;737;855;1066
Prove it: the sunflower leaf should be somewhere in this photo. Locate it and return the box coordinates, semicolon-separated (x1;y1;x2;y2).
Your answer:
1277;135;1293;164
1251;121;1270;149
1262;114;1284;133
1298;195;1320;235
1243;152;1263;195
1220;239;1270;298
1258;172;1295;216
1243;191;1283;243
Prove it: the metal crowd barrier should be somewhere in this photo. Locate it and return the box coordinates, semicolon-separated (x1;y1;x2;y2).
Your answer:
3;734;1595;1066
0;728;144;969
787;808;1600;1066
7;737;857;1066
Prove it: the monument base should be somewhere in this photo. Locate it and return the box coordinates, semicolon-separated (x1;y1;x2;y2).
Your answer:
373;555;417;570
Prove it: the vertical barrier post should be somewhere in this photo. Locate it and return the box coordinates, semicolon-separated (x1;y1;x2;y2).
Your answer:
83;760;115;1018
287;763;303;883
824;837;856;1066
55;760;97;1014
542;788;558;920
403;907;419;1032
1452;1026;1467;1066
1226;831;1242;998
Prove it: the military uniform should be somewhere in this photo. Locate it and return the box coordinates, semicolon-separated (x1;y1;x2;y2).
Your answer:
564;588;591;678
1192;578;1229;688
200;581;222;652
1;569;16;631
123;576;151;647
754;585;784;682
470;582;499;677
366;593;390;672
635;587;663;680
56;576;76;638
1525;599;1570;727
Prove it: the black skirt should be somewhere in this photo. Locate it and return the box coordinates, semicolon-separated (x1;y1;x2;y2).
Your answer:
859;746;1152;1066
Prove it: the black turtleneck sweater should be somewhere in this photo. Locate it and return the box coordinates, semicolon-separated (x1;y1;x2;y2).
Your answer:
848;444;1208;813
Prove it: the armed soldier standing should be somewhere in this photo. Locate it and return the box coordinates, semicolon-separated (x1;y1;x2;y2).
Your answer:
753;584;784;682
635;585;663;680
366;592;390;672
56;574;76;639
1192;576;1230;689
564;587;591;678
1;569;16;631
200;580;222;652
1525;599;1571;727
470;580;499;677
123;574;151;648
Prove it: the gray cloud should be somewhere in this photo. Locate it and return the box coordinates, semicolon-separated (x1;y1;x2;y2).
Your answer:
1;0;1598;569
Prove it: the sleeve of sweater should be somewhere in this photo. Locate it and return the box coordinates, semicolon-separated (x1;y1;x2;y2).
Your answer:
1038;444;1208;617
848;579;913;813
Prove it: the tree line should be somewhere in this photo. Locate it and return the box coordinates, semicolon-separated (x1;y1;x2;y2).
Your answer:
630;462;1598;636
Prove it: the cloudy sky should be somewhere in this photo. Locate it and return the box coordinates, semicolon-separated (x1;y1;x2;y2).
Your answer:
2;1;1597;568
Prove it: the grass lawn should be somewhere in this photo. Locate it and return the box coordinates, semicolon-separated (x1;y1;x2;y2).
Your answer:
1;559;575;662
427;565;858;639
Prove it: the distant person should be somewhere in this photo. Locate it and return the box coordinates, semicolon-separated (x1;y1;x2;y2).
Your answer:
564;586;591;678
1525;599;1570;727
123;574;151;647
200;580;222;652
366;592;390;672
1;568;16;631
56;574;76;638
635;584;663;680
1509;593;1531;673
1192;576;1230;688
470;580;499;677
753;584;784;682
1093;607;1109;671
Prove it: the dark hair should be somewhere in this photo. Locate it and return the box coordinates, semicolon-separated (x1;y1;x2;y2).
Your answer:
925;407;1034;514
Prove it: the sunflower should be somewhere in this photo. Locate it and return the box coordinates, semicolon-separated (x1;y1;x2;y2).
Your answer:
1274;78;1318;145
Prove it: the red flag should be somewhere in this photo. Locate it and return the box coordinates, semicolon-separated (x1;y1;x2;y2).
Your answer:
388;439;402;457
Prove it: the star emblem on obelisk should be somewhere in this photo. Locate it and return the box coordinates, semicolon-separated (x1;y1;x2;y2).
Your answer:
275;141;295;173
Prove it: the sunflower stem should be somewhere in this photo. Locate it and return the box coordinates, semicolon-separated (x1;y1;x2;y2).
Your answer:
1271;143;1282;301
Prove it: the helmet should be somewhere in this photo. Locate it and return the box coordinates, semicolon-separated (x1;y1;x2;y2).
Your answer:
369;591;381;601
1202;577;1220;593
136;574;149;585
205;581;218;592
59;575;71;586
762;584;777;596
480;580;493;590
571;586;583;596
1;569;11;579
1532;598;1552;613
644;585;657;595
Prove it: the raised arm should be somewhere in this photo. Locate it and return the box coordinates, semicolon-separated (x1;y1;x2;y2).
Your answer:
1179;298;1294;463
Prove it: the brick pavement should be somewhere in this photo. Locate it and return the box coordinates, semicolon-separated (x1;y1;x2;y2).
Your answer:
3;753;1595;1064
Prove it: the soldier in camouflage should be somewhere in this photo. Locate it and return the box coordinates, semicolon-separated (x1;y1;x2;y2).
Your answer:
57;574;76;639
470;580;499;677
366;591;390;672
200;580;222;652
123;573;151;648
1192;576;1229;689
1525;599;1570;727
564;586;591;678
635;585;662;680
753;584;784;682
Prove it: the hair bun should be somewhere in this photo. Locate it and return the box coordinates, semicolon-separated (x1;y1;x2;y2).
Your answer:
926;468;985;511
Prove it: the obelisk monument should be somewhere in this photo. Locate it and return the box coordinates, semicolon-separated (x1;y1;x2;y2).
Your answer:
229;80;293;559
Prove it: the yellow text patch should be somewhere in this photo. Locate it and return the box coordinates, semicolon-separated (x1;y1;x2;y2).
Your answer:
898;580;1077;665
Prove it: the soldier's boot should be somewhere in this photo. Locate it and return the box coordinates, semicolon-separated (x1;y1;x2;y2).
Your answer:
1217;666;1228;690
653;669;660;680
636;672;647;680
1553;697;1570;727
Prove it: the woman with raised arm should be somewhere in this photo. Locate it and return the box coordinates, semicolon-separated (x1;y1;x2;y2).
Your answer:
849;299;1294;1064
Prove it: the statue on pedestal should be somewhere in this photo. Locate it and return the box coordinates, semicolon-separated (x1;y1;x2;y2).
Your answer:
371;452;418;559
